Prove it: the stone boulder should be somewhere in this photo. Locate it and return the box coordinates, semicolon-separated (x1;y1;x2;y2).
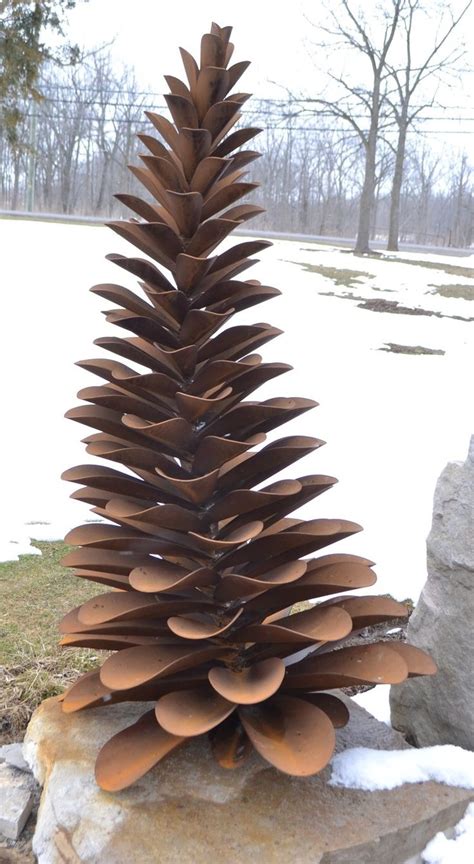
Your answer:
0;761;35;841
24;695;473;864
0;743;30;773
390;435;474;749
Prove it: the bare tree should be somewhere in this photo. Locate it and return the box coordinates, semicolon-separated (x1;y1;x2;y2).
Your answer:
371;143;395;240
448;152;473;247
14;54;148;215
385;0;471;250
0;64;471;248
305;0;404;253
404;144;441;243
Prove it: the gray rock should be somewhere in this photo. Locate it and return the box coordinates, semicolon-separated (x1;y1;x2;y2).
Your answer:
391;435;474;749
23;695;473;864
0;743;30;773
0;762;35;841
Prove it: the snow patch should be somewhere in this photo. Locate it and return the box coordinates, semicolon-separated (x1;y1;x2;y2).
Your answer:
0;539;43;562
421;803;474;864
329;745;474;791
0;520;72;562
351;687;391;724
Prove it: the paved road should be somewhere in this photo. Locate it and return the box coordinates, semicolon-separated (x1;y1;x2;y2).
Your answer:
238;228;474;258
1;210;472;258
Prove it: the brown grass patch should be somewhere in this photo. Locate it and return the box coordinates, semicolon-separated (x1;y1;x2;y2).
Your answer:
0;541;100;741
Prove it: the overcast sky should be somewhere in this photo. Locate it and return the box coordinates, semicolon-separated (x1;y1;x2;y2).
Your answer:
60;0;474;153
63;0;318;95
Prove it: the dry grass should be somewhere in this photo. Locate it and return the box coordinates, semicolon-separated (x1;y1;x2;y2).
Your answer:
290;261;375;288
389;257;474;279
428;283;474;301
0;541;101;741
292;249;474;281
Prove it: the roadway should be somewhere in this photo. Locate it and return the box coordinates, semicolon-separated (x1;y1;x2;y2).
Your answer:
1;210;472;258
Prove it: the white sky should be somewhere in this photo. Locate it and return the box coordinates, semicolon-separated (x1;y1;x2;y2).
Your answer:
57;0;474;156
61;3;472;99
62;0;317;97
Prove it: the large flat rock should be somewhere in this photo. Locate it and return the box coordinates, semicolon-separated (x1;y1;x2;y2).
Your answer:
24;696;473;864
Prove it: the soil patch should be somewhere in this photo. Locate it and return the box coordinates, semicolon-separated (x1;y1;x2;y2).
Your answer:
357;297;472;322
378;343;445;356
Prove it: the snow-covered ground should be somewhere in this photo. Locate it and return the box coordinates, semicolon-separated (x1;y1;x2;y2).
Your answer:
1;218;473;603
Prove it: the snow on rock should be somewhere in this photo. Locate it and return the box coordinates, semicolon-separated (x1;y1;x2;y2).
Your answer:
351;687;391;725
329;744;474;791
421;803;474;864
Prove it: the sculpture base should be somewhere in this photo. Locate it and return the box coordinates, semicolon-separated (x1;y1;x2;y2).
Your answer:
24;696;472;864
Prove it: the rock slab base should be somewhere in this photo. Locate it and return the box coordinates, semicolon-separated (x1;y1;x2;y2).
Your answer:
23;696;473;864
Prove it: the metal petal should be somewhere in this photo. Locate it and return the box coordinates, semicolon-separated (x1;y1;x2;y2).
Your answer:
284;643;409;690
239;695;335;776
300;693;350;728
100;643;233;691
155;686;236;736
215;561;307;602
208;658;285;704
234;606;353;644
77;592;213;627
167;608;243;640
386;642;437;676
129;564;215;593
62;670;113;713
322;595;408;628
95;710;184;791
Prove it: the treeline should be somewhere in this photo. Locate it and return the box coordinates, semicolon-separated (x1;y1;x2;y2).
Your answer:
0;55;472;248
250;120;473;248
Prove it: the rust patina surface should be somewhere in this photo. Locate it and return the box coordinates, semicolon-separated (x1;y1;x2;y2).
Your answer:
59;22;435;792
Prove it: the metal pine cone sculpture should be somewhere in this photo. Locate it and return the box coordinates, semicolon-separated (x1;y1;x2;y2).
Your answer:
60;22;436;792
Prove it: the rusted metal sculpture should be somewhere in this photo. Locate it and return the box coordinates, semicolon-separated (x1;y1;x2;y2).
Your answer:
60;22;436;792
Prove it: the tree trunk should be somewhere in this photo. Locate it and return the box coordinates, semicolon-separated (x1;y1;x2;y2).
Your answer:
11;154;21;210
387;118;408;251
354;128;377;254
94;153;111;215
416;182;429;244
354;72;380;256
371;174;381;242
